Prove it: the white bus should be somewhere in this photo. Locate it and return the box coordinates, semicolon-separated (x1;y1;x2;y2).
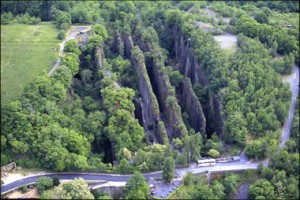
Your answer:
197;159;216;166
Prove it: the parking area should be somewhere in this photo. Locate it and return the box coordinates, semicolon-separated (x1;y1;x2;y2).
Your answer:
150;179;182;199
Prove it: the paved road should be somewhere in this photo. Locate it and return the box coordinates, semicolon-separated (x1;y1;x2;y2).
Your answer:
1;171;164;194
177;161;260;178
0;160;263;195
280;64;299;148
47;26;91;77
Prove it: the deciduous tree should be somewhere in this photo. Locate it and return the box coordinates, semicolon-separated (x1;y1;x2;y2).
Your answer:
162;157;175;183
36;177;53;194
125;171;149;199
249;179;275;199
41;178;94;199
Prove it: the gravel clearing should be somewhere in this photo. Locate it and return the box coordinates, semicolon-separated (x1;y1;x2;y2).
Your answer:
214;33;237;51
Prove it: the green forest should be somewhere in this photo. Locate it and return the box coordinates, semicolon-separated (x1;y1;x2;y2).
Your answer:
1;1;299;199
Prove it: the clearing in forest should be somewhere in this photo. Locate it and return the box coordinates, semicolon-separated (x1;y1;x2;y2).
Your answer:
214;33;237;51
1;22;60;104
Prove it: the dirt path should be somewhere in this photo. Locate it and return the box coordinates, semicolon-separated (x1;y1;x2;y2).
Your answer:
6;187;39;199
47;26;91;77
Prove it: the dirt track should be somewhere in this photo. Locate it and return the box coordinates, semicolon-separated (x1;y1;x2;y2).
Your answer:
47;26;91;77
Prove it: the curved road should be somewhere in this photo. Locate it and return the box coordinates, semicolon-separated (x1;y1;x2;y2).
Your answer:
1;171;163;195
1;162;257;195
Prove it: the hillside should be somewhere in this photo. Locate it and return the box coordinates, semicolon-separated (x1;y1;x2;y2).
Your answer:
1;1;299;199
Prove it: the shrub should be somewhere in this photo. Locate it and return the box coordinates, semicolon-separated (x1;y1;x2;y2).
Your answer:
229;16;238;26
208;149;220;158
15;13;41;25
183;172;193;186
57;30;66;40
173;138;184;149
92;24;108;39
59;23;69;30
117;159;134;174
35;177;53;194
64;39;81;55
20;185;28;193
53;175;60;186
28;17;41;25
1;12;14;25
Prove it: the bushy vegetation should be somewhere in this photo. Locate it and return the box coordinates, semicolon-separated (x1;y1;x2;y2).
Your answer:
35;177;53;194
172;173;239;199
56;30;65;40
250;96;300;200
1;12;41;25
162;157;175;183
125;171;149;199
41;178;94;199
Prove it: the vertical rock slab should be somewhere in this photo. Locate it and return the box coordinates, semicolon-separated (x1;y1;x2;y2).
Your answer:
181;77;206;135
146;45;188;139
95;46;104;70
121;34;134;58
172;25;224;136
131;46;168;144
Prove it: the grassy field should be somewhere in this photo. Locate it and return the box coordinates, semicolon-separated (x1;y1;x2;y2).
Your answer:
1;22;60;104
269;12;299;30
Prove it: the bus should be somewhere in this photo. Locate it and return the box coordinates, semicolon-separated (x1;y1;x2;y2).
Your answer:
197;159;216;167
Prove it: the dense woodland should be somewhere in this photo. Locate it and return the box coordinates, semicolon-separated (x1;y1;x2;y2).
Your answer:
1;1;299;199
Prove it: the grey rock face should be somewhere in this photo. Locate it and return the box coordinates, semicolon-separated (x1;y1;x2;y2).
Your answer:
173;26;224;136
181;78;206;136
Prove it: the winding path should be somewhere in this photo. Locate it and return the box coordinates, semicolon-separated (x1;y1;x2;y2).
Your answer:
47;26;91;77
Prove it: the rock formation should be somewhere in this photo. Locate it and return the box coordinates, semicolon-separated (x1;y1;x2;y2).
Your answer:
181;77;206;135
172;25;224;136
148;53;188;138
116;33;188;141
131;46;168;144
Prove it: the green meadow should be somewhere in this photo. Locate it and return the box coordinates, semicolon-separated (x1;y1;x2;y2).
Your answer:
270;12;299;30
1;22;60;104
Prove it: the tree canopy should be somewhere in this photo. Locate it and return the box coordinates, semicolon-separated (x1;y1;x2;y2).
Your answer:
41;178;94;199
125;171;149;199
